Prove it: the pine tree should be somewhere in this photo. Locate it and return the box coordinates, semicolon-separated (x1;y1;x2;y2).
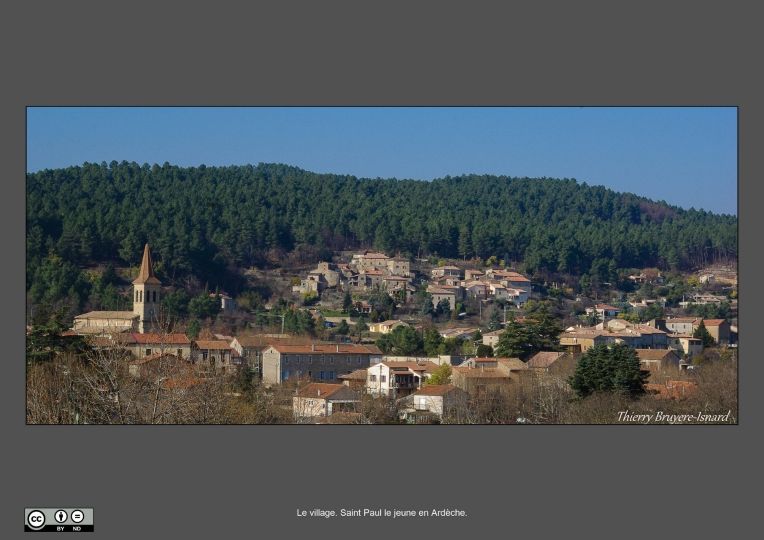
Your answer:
569;344;648;397
693;320;716;347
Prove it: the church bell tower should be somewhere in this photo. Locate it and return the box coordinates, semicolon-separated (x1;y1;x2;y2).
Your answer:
133;244;162;333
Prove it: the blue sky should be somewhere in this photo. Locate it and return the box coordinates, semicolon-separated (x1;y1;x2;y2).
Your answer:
27;107;737;215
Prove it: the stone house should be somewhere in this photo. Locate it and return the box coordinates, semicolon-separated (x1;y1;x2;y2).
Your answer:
397;384;469;423
293;383;361;420
366;360;439;398
128;332;192;360
450;358;528;397
193;340;240;373
635;349;682;371
261;343;383;385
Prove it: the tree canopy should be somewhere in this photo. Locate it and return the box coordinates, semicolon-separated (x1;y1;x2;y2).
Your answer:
27;162;737;316
569;344;649;398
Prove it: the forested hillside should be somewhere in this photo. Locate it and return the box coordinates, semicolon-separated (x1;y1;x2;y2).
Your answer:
27;162;737;314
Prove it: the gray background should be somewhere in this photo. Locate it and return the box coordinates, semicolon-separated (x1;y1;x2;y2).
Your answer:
1;1;758;538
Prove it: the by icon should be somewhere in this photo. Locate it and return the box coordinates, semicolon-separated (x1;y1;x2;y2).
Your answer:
55;510;68;523
27;510;46;530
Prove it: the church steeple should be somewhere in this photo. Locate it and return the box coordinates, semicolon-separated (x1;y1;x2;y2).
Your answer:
133;243;161;285
133;244;161;333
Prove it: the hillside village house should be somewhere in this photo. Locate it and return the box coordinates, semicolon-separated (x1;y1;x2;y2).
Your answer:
368;319;409;334
193;340;240;372
703;319;731;345
679;294;727;307
366;360;439;397
635;349;683;372
397;385;469;423
450;358;528;397
664;317;701;335
664;317;731;345
427;285;460;311
292;383;361;420
464;281;489;299
526;351;577;376
439;327;480;341
586;303;621;321
667;334;704;357
486;269;532;290
128;332;192;359
351;251;411;277
338;369;369;390
292;272;326;295
431;265;462;279
464;269;484;281
71;243;162;335
560;320;668;353
261;343;383;385
482;329;503;349
229;334;310;375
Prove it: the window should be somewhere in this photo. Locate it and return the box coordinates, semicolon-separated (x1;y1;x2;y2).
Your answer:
319;371;325;380
152;290;157;303
177;348;183;358
380;375;387;383
202;351;208;360
145;349;152;356
329;357;334;364
369;374;377;382
329;371;335;379
357;357;362;364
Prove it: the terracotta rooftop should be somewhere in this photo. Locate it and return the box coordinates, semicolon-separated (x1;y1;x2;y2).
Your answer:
451;367;511;379
358;251;390;259
268;343;382;355
703;319;727;326
338;369;368;380
194;340;233;350
131;333;190;345
595;303;620;311
295;383;348;399
413;384;460;396
527;351;566;368
380;361;439;373
74;311;138;320
133;243;161;285
234;335;311;348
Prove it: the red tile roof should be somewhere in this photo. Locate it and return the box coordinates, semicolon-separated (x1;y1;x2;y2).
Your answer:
268;343;381;355
131;333;190;345
295;383;347;399
413;384;460;396
194;340;233;350
527;351;566;368
703;319;726;326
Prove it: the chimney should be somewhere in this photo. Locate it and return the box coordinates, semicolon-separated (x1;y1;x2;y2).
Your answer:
336;344;339;352
317;389;321;396
311;343;315;352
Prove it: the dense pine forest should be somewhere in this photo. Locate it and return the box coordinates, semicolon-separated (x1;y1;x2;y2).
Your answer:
27;161;737;316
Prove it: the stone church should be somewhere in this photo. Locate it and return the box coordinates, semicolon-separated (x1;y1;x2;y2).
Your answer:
72;244;162;334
